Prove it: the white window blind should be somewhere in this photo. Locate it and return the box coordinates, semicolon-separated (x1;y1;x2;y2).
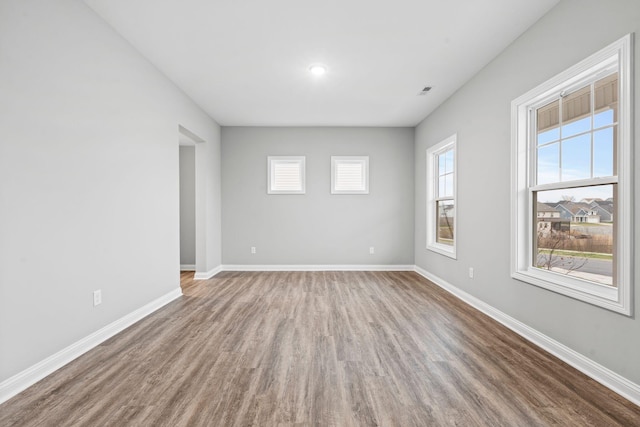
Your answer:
273;162;301;191
331;156;369;194
268;156;305;194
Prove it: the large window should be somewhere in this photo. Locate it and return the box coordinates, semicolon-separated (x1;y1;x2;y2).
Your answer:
267;156;305;194
427;134;457;258
511;34;632;314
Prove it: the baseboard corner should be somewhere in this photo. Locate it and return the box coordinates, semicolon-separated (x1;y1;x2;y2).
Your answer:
193;265;223;280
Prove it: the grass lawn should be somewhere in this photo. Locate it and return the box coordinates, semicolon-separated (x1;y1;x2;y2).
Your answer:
571;222;612;227
537;248;612;260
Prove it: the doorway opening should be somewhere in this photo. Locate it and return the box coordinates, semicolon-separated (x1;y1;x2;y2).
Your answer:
178;125;204;277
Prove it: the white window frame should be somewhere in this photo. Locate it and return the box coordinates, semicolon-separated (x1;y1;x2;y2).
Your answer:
267;156;306;194
511;34;633;315
426;134;457;259
331;156;369;194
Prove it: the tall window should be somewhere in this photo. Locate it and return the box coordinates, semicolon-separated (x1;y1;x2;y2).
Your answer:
427;134;457;258
267;156;305;194
512;35;632;314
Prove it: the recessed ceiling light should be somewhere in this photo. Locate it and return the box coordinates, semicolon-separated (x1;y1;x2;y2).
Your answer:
308;64;327;76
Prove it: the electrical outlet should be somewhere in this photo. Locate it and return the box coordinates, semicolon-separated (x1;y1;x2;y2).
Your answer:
369;246;375;254
469;268;474;279
93;290;102;306
251;246;256;254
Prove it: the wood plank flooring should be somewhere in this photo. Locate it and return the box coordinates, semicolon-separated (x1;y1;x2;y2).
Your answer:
1;271;639;426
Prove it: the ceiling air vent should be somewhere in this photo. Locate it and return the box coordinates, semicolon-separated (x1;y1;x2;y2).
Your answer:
417;86;432;96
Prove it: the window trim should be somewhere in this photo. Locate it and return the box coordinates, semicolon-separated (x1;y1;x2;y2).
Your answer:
511;34;633;315
267;156;306;194
331;156;370;195
426;134;457;259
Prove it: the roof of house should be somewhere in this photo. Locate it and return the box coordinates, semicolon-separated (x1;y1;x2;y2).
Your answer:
589;199;613;214
537;202;559;212
595;203;614;214
552;202;594;215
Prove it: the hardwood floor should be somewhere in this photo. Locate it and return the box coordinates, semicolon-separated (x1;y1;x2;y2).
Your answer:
1;271;639;426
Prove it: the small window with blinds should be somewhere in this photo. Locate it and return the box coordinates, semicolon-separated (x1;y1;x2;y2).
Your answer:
268;156;305;194
331;156;369;194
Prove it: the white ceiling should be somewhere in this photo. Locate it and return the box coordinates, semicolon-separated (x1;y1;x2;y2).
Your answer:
84;0;559;127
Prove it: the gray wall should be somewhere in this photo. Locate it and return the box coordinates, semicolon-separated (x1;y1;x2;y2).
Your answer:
222;127;414;265
179;146;196;265
0;0;222;383
414;0;640;384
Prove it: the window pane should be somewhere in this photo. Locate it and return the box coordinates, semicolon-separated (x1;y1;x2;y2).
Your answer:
537;143;559;185
561;134;590;181
593;127;614;177
442;173;453;198
438;154;446;175
562;117;591;138
562;86;591;138
436;200;454;246
535;185;614;286
445;149;454;174
594;110;614;129
595;73;618;127
538;128;560;145
438;173;454;198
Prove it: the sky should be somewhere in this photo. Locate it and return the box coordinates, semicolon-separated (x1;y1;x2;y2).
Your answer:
536;109;615;203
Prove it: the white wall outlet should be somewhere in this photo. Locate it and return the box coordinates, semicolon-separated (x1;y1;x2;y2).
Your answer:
469;267;474;279
369;246;375;254
251;246;256;254
93;290;102;306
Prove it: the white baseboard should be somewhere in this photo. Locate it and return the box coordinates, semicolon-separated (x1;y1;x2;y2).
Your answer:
193;264;414;279
220;264;415;272
0;288;183;405
413;265;640;407
193;265;223;280
180;264;196;271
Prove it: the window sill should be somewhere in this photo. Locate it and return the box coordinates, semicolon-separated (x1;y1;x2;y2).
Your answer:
427;243;457;260
511;267;629;315
331;190;369;195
